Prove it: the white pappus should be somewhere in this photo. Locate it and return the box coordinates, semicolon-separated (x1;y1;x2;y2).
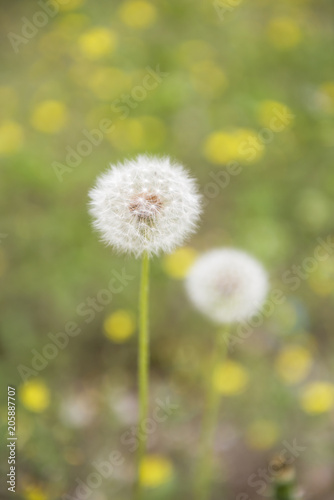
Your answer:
88;155;202;258
185;248;268;324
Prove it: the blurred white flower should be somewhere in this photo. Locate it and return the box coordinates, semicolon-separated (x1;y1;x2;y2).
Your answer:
185;248;268;323
88;155;202;258
109;390;138;425
60;392;97;428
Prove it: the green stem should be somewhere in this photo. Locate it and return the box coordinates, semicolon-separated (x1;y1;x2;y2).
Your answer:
274;481;295;500
195;327;229;500
135;252;150;500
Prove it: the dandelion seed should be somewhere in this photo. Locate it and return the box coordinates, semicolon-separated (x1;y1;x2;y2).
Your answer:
186;248;268;323
188;248;268;500
88;155;202;258
88;154;201;500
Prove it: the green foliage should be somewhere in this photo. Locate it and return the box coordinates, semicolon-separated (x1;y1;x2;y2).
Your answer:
1;0;333;498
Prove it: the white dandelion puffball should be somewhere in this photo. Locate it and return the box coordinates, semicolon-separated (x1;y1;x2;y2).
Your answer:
89;155;201;257
185;248;268;323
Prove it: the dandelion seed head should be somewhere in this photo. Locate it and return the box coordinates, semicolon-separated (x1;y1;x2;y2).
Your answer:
185;248;268;323
88;155;202;257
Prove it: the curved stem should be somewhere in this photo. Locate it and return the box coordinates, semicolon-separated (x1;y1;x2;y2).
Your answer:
195;327;229;500
135;252;150;500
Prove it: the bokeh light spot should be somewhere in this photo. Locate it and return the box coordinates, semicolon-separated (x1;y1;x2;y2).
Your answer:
267;17;302;49
246;420;280;450
23;485;48;500
78;28;117;60
308;257;334;296
275;345;313;384
31;100;68;134
58;0;85;11
257;99;294;130
86;66;130;100
203;129;264;165
140;454;173;488
300;382;334;414
213;360;249;395
119;1;157;29
0;120;24;155
190;60;227;98
19;380;50;413
104;309;136;343
318;82;334;113
163;246;198;279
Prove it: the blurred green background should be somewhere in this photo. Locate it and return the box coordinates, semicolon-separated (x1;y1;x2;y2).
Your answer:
1;0;334;498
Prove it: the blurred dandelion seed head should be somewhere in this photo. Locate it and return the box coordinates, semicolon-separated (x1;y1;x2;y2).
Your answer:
59;392;97;428
89;155;202;257
186;249;268;323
